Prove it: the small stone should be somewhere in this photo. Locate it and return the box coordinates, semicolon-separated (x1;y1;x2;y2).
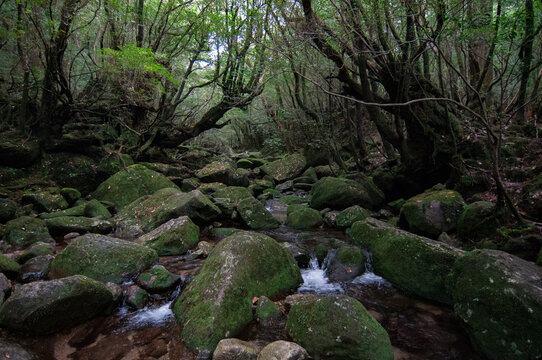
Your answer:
125;285;148;309
213;338;262;360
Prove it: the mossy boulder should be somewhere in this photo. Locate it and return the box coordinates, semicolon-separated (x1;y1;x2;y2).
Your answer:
22;191;69;213
125;285;148;309
173;231;302;352
286;208;322;229
97;153;134;180
212;186;254;216
448;249;542;360
520;173;542;220
196;160;234;183
261;153;307;182
249;177;275;194
350;218;463;304
14;241;55;264
47;153;99;195
39;204;86;219
93;164;178;211
327;247;365;282
286;295;393;360
114;188;220;238
3;216;54;250
84;199;111;218
210;227;243;240
60;188;81;205
49;234;158;284
136;216;199;256
277;195;308;205
137;265;180;292
44;216;112;237
335;206;371;229
0;132;40;168
237;197;281;230
457;201;500;239
309;177;384;210
0;198;17;223
0;275;113;335
256;296;281;325
0;253;20;277
400;190;466;237
18;254;53;283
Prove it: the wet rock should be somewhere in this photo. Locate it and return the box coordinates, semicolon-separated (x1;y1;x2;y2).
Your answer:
212;186;254;216
449;249;542;360
39;204;86;219
0;198;17;223
257;340;308;360
0;132;40;168
125;285;148;309
335;205;371;229
198;241;213;256
350;218;463;304
22;191;69;213
84;199;111;218
105;282;123;307
284;294;319;311
261;153;307;182
286;295;393;360
173;231;302;352
137;265;181;292
64;232;80;240
44;216;113;237
0;338;38;360
213;338;262;360
136;215;199;256
400;190;466;237
49;234;158;284
237;197;281;229
286;207;323;229
18;254;53;283
281;242;311;268
114;188;220;239
295;167;318;184
323;210;340;227
309;176;384;210
256;296;281;326
3;216;54;250
326;246;365;282
93;164;178;211
0;275;113;334
181;177;201;191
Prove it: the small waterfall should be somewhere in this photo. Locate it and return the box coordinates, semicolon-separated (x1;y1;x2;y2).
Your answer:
351;251;391;287
298;253;343;294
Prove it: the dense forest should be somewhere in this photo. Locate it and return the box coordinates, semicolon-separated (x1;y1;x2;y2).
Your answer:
0;0;541;359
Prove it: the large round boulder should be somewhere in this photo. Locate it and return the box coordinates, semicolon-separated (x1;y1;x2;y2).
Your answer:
44;216;112;237
49;234;158;284
136;215;199;255
285;207;323;229
350;218;463;304
173;231;302;353
286;295;393;359
309;177;384;210
3;216;54;250
0;253;20;278
92;164;178;211
261;153;307;182
212;186;254;216
457;201;500;239
335;205;371;229
0;275;113;334
449;249;542;360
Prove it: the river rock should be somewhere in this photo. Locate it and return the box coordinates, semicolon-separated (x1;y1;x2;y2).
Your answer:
326;247;365;282
125;285;148;309
309;176;384;210
284;294;319;311
18;255;53;283
213;338;262;360
237;197;281;229
136;216;199;255
212;186;254;216
257;340;308;360
137;265;180;292
114;188;220;238
44;216;113;237
0;198;17;223
335;205;371;228
261;153;306;182
281;243;311;268
49;234;158;284
39;203;86;219
93;164;178;211
286;295;393;360
0;275;113;334
285;207;322;229
0;253;20;278
350;218;463;304
400;189;466;237
22;191;69;213
84;199;111;218
14;241;55;264
173;231;302;352
457;201;500;239
256;296;281;325
3;216;54;250
0;132;40;168
0;339;38;360
449;249;542;360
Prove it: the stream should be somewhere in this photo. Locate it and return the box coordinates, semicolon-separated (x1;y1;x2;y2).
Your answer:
0;195;484;360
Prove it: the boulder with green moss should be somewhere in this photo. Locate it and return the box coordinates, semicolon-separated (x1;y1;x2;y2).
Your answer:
350;218;463;304
173;231;302;353
14;241;55;264
286;295;393;360
277;195;308;205
212;186;254;216
137;265;180;292
256;296;281;325
49;234;158;284
0;198;17;223
3;216;54;250
60;188;81;205
18;254;53;283
47;153;99;195
309;177;384;210
44;216;113;237
237;197;281;230
39;204;86;219
261;153;307;182
335;206;371;229
0;275;113;335
286;208;322;229
113;188;220;238
249;177;275;194
136;216;199;255
457;201;499;239
84;199;111;218
0;253;20;277
448;249;542;360
22;191;69;213
196;160;234;183
93;164;178;211
400;190;466;237
327;247;365;282
97;153;134;180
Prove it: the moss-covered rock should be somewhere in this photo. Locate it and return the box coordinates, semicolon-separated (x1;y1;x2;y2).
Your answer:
83;199;111;218
249;177;275;194
309;177;384;210
236;158;254;169
457;201;500;239
59;188;81;205
277;195;308;205
44;216;113;237
18;254;53;283
327;247;365;282
0;275;113;335
173;231;302;352
261;153;307;182
97;153;135;180
0;198;17;223
125;285;148;309
256;296;281;325
14;241;55;264
237;197;281;230
49;234;158;284
286;208;323;229
3;216;54;250
39;203;86;219
212;186;254;216
286;295;393;360
136;216;199;256
196;160;234;183
400;190;466;237
335;206;371;229
47;153;99;195
93;164;178;211
448;249;542;360
22;191;69;213
114;188;220;238
0;252;20;277
137;265;180;292
0;132;40;168
520;173;542;220
350;218;463;304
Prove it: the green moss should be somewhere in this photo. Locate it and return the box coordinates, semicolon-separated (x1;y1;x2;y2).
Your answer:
278;195;308;205
237;197;281;229
0;253;20;275
212;186;253;215
309;176;384;210
0;198;17;223
537;248;542;266
22;191;69;213
14;242;55;264
84;199;111;218
260;153;306;182
4;216;53;249
137;265;180;292
336;206;371;229
44;216;112;237
60;188;81;205
256;296;281;324
337;247;364;267
286;208;323;229
47;153;99;195
137;216;200;256
210;227;243;239
457;201;498;239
